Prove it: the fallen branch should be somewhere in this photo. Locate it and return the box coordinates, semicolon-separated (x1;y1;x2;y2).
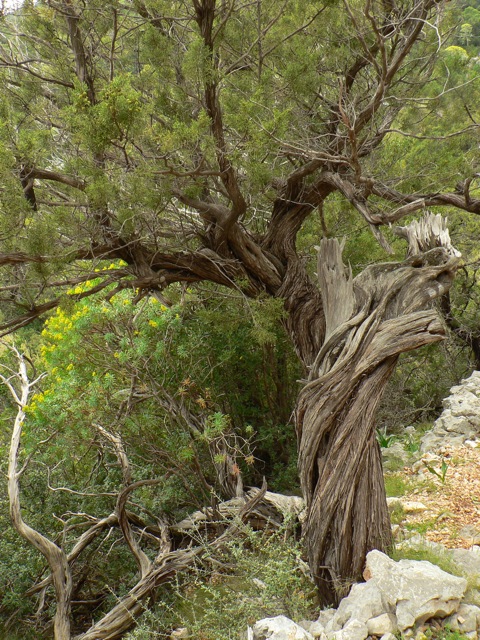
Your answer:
76;480;269;640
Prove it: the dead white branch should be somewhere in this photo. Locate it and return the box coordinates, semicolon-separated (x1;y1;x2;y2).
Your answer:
1;344;72;640
394;212;461;257
93;423;159;579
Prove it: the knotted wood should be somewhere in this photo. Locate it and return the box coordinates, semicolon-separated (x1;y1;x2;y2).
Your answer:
296;222;460;604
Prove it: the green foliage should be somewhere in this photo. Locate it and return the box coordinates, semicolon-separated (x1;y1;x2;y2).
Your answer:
377;427;398;448
402;430;424;454
23;285;250;507
0;533;43;618
423;459;449;484
384;474;410;498
126;525;317;640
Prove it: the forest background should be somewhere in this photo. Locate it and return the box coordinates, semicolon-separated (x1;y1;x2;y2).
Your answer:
1;0;480;638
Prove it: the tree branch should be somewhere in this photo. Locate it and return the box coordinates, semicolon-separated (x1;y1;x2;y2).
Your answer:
93;424;157;579
2;346;72;640
193;0;247;229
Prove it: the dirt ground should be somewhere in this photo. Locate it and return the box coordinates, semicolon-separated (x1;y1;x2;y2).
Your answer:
400;445;480;548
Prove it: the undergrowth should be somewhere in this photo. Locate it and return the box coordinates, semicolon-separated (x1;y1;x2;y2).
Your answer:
125;522;318;640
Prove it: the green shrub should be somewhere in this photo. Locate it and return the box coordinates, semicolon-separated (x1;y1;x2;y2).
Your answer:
126;524;318;640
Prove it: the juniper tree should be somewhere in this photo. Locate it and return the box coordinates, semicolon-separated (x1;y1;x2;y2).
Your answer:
0;0;478;608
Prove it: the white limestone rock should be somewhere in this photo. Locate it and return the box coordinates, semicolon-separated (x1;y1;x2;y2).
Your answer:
252;616;314;640
386;497;427;513
299;621;327;639
379;633;397;640
465;439;479;448
451;545;480;577
444;604;480;633
317;609;337;629
382;442;410;467
366;613;398;636
364;550;467;631
333;580;388;627
459;526;480;545
331;619;368;640
170;629;189;639
421;371;480;452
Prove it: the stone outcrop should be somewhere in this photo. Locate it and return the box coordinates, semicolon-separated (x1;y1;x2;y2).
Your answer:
251;615;314;639
248;550;477;640
334;581;387;628
452;545;480;576
421;371;480;452
362;550;466;631
445;603;480;636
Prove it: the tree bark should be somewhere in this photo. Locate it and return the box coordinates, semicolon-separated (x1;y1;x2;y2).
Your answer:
295;222;459;605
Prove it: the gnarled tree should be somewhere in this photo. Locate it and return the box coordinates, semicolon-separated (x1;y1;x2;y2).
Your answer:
0;0;478;611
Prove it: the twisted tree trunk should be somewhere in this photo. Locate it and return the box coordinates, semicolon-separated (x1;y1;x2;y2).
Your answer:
296;216;459;604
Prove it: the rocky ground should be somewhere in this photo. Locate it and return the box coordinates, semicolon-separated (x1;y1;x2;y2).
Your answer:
390;444;480;548
249;371;480;640
382;369;480;548
248;446;480;640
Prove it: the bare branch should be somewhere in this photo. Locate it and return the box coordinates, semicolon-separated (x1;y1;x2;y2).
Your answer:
370;181;480;221
3;347;72;640
0;57;75;88
29;168;86;191
93;424;155;579
384;124;479;140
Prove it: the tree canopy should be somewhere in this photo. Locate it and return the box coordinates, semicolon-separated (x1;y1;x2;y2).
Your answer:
0;0;478;329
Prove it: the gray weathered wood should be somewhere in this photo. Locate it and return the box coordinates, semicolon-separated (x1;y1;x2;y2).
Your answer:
296;214;460;603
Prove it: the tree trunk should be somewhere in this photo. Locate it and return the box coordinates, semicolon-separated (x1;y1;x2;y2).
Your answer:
295;221;459;605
